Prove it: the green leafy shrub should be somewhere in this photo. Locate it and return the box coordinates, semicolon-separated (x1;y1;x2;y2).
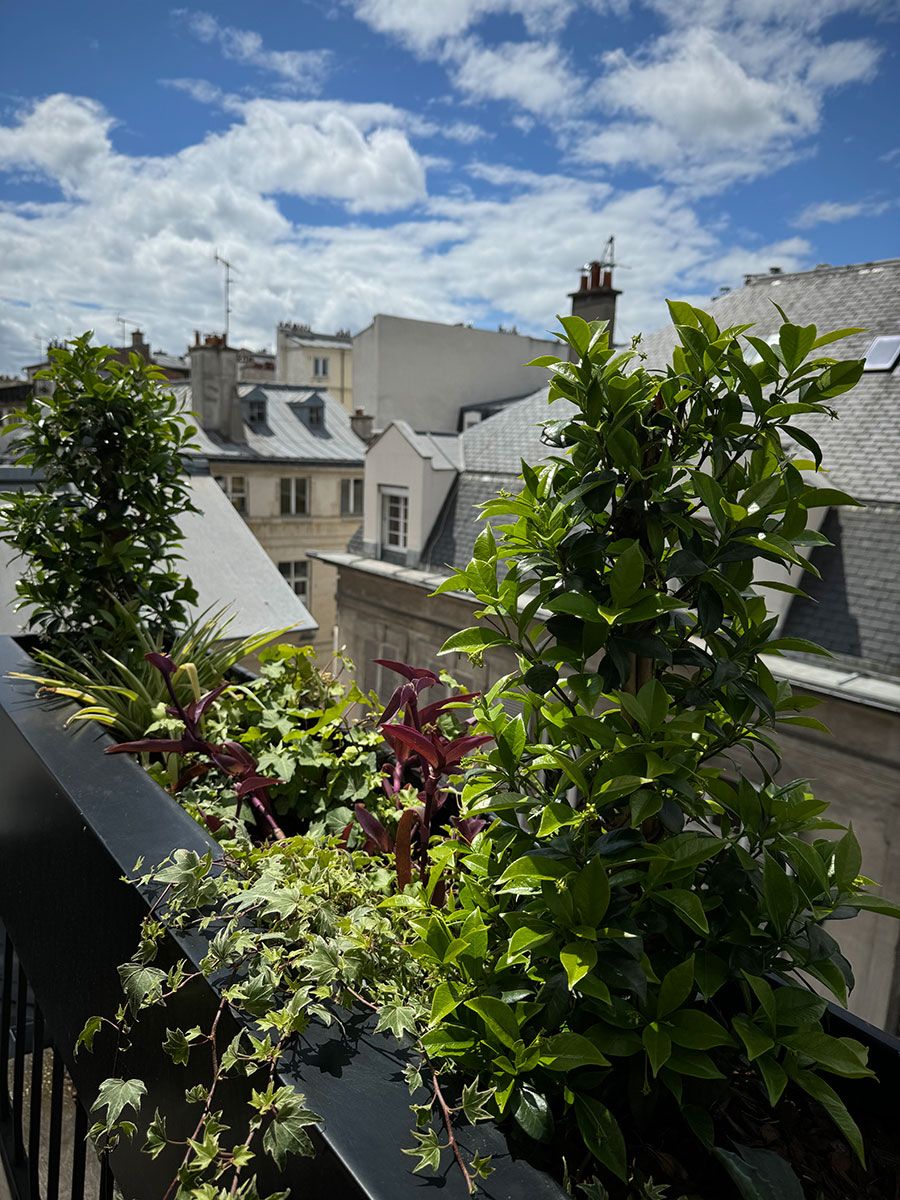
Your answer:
84;306;900;1200
175;644;385;837
0;334;198;654
413;306;900;1195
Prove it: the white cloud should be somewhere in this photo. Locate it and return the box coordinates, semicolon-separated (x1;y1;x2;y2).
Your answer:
792;197;896;227
448;38;576;115
575;14;883;188
174;9;331;94
0;91;817;378
349;0;576;54
0;94;115;198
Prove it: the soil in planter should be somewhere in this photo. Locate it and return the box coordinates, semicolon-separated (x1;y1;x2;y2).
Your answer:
506;1071;900;1199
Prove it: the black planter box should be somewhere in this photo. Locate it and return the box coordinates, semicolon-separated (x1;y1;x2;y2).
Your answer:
2;634;899;1199
0;636;565;1200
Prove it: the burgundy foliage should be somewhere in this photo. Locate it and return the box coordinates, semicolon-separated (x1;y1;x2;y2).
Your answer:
354;660;492;889
106;653;286;841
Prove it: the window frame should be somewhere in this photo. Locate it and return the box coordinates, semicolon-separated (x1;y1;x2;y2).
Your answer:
277;559;309;602
217;473;248;515
380;486;409;551
340;477;364;516
313;356;330;378
279;476;310;516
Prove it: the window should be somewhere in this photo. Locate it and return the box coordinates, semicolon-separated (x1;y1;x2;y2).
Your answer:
280;477;309;516
278;560;309;602
381;489;408;550
863;335;900;372
308;404;323;428
217;474;247;515
246;397;266;427
341;477;363;516
313;356;329;378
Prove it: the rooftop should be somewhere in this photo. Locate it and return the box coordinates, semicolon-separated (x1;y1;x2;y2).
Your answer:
173;382;366;466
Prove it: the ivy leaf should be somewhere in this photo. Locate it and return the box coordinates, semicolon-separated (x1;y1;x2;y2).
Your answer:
402;1127;443;1174
118;962;166;1014
261;1090;319;1168
76;1016;103;1056
375;1003;417;1040
461;1079;493;1125
91;1077;147;1126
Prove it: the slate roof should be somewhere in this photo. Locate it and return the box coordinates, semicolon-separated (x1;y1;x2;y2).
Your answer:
781;504;900;678
171;382;366;466
0;468;316;638
637;259;900;504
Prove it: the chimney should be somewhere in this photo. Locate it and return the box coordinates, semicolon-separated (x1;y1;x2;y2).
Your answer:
188;336;244;442
350;408;374;443
129;329;150;359
569;254;621;344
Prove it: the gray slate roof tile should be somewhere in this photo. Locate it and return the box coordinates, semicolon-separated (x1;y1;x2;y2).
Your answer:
172;382;366;466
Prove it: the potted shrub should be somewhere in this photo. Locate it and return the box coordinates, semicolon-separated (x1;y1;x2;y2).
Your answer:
4;313;900;1200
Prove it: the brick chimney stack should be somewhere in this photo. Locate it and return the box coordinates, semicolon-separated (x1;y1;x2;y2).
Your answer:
188;334;244;442
569;254;621;344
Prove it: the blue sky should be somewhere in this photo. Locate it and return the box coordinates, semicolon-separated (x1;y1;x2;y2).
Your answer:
0;0;897;372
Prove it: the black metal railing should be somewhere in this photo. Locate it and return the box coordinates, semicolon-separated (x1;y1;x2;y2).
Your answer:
1;928;113;1200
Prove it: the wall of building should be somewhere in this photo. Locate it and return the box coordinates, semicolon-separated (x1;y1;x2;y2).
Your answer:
209;461;363;660
361;425;457;563
276;329;353;411
332;562;900;1033
760;692;900;1030
333;562;519;697
352;316;555;433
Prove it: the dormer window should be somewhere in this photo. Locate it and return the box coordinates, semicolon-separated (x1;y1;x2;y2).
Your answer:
242;387;267;428
308;404;323;428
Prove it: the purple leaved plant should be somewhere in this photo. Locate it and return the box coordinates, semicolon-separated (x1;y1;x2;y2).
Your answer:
106;652;286;841
354;660;492;889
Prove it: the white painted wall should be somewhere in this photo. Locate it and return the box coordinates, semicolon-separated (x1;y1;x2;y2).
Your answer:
352;315;555;433
363;423;458;559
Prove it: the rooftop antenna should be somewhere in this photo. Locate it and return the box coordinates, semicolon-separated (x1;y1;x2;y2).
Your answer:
114;314;140;340
214;250;235;342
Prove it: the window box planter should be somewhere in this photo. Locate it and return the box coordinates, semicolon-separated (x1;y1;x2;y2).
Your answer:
0;636;565;1200
3;633;900;1199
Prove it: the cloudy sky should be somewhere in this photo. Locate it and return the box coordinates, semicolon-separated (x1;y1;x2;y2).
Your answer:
0;0;897;373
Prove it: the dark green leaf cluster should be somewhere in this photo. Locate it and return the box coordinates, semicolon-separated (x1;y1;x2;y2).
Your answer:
0;334;199;655
415;307;899;1194
186;644;384;836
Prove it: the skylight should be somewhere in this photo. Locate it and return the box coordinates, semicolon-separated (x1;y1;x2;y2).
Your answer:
863;335;900;372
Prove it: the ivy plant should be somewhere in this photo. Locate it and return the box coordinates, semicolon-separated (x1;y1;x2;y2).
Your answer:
0;334;198;655
414;305;900;1195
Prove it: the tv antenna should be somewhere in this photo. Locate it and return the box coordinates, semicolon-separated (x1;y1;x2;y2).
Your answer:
582;235;629;275
114;314;140;339
214;250;236;342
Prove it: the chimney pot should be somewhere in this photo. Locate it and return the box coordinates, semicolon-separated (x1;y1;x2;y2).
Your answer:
579;273;588;292
589;261;601;289
602;269;612;289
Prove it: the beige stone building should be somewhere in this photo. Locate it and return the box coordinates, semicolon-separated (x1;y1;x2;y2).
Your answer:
176;336;366;659
276;324;353;411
